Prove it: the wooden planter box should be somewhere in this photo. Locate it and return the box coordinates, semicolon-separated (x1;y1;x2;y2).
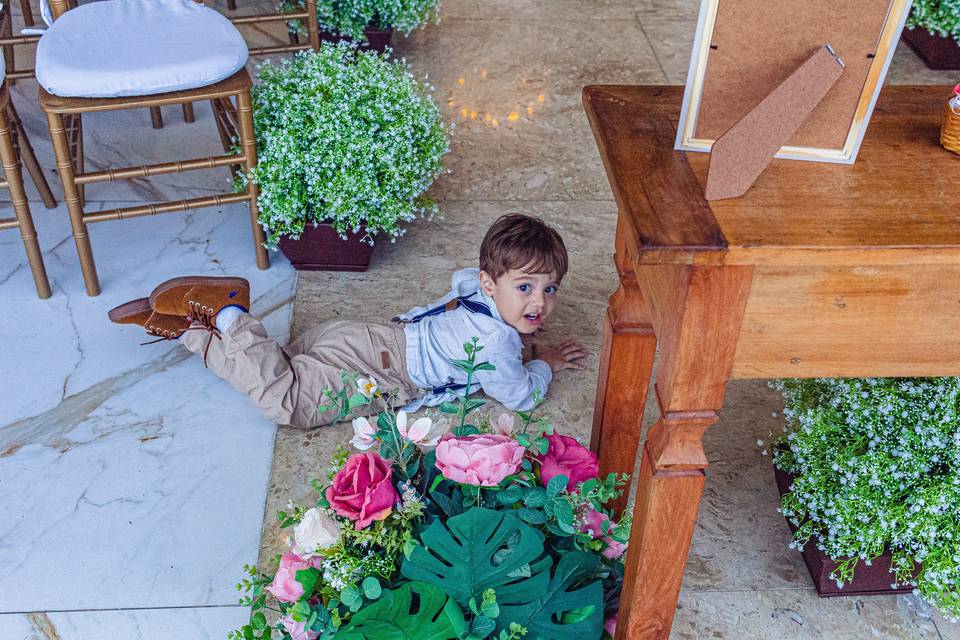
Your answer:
278;223;375;272
773;464;916;597
320;27;394;53
902;27;960;70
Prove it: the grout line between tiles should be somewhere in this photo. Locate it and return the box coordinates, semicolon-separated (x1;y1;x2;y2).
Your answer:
633;10;670;83
3;604;247;615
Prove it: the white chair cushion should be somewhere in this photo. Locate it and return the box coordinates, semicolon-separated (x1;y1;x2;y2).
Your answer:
36;0;248;98
0;51;5;81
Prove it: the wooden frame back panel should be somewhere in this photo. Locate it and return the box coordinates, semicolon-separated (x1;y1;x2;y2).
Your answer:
677;0;912;162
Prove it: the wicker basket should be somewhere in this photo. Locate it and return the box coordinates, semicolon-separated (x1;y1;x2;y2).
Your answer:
941;103;960;155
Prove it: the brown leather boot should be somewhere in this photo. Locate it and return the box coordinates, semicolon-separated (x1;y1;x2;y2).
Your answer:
108;298;191;339
148;276;250;325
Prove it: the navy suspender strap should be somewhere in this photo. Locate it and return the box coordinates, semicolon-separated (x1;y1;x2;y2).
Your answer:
402;291;494;325
400;291;494;396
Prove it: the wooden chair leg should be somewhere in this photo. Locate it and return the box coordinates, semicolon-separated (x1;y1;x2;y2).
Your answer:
65;113;85;208
8;98;57;209
1;104;50;298
182;102;195;123
150;106;163;129
304;0;320;51
1;11;15;88
236;89;269;270
226;0;236;10
47;110;100;296
19;0;36;27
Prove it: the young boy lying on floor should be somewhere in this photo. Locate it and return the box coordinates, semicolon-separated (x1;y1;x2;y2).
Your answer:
108;213;587;428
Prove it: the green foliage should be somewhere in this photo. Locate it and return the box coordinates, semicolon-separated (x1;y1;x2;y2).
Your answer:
400;508;553;608
281;0;440;42
908;0;960;41
498;552;604;640
250;43;449;249
335;581;467;639
773;377;960;619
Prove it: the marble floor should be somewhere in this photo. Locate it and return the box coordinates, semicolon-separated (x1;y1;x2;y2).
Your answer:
2;1;959;639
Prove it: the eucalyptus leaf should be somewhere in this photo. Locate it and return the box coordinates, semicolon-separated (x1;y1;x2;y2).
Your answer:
362;577;382;600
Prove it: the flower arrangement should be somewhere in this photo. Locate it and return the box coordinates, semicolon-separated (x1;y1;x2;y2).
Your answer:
772;377;960;619
231;339;629;640
907;0;960;43
249;43;449;249
280;0;440;43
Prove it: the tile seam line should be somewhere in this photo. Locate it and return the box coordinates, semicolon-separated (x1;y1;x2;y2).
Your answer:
2;604;246;615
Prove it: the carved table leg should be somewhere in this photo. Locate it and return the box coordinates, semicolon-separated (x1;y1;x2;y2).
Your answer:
591;226;656;518
613;261;753;639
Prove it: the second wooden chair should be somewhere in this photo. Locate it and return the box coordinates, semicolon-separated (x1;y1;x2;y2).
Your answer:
36;0;269;296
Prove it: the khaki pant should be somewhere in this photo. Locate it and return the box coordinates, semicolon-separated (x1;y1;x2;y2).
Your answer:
181;314;420;428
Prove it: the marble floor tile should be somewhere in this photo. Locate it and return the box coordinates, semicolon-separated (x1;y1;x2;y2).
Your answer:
1;203;295;612
1;606;250;640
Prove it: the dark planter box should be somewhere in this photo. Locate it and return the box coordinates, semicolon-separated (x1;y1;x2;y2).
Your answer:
902;27;960;70
278;223;375;272
773;464;916;597
320;27;394;54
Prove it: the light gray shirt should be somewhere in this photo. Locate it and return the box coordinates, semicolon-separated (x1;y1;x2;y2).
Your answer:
400;268;553;411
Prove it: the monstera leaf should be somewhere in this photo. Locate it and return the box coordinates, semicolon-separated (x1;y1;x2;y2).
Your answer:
497;551;604;640
335;581;466;640
400;508;553;608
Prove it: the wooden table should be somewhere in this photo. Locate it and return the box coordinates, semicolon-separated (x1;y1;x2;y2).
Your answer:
584;84;960;639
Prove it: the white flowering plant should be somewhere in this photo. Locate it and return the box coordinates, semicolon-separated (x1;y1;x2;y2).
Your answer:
908;0;960;42
773;377;960;619
230;341;628;640
249;43;449;249
280;0;440;44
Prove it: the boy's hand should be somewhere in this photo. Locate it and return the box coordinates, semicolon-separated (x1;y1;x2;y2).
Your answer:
532;339;588;373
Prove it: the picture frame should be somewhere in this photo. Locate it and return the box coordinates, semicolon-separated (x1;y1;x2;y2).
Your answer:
674;0;913;164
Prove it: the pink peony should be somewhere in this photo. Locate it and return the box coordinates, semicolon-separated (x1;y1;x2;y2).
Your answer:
579;508;626;560
326;453;399;530
265;552;321;603
538;433;599;491
604;613;618;637
435;433;525;487
282;614;319;640
603;539;627;560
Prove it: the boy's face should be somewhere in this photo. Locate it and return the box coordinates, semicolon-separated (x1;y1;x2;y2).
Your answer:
479;267;560;335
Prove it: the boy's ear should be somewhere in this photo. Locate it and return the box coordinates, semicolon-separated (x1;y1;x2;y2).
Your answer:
478;270;497;296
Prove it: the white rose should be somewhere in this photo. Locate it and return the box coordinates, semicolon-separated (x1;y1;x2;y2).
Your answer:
292;508;340;558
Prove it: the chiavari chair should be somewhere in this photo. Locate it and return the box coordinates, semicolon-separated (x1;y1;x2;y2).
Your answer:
36;0;269;296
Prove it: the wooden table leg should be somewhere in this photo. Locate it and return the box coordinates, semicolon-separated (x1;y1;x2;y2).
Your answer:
613;262;752;639
591;233;656;518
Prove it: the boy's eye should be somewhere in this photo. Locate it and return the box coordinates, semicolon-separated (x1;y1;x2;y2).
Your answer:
517;284;530;293
545;286;558;295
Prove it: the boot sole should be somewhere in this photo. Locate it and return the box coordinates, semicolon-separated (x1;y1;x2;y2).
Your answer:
149;276;250;315
108;297;152;324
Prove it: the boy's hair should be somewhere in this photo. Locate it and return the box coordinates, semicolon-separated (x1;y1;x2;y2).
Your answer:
479;213;568;281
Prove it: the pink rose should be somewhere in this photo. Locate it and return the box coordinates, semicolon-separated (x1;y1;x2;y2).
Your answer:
604;613;618;637
538;433;599;491
265;552;321;603
435;434;525;487
282;614;319;640
325;453;399;530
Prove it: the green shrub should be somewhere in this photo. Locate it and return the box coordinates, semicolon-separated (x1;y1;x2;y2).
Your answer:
908;0;960;42
249;43;449;249
773;377;960;619
281;0;440;42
